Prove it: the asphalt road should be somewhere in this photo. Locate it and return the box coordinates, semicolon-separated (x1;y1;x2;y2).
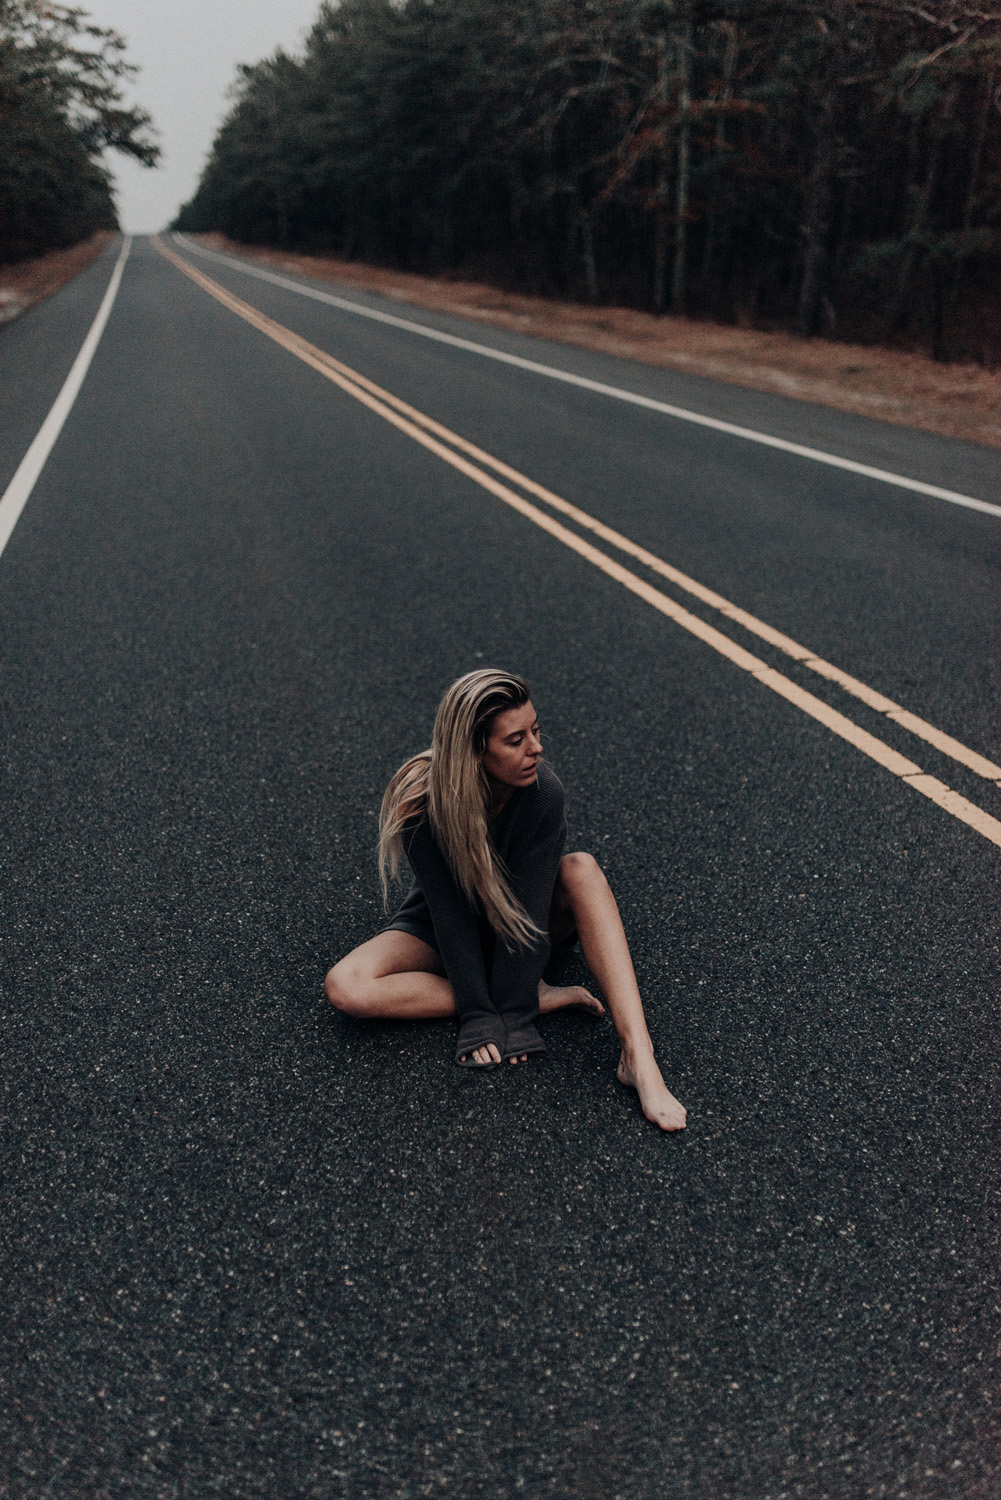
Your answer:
1;234;999;1500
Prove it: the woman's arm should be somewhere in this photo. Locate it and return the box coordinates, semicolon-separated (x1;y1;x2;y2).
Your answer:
402;820;506;1062
487;774;568;1052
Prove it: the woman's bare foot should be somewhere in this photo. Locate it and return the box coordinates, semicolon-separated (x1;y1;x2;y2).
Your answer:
538;980;605;1018
617;1050;687;1132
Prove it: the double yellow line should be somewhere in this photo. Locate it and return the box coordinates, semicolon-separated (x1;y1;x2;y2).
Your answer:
154;236;1001;851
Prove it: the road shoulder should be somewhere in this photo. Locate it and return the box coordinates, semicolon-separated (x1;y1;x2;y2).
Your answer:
0;232;116;329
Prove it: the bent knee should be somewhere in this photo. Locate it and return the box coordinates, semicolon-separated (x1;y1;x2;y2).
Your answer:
560;850;605;893
324;960;373;1017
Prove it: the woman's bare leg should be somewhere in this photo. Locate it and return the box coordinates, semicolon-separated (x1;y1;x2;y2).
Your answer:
324;931;597;1068
553;853;687;1132
325;931;454;1019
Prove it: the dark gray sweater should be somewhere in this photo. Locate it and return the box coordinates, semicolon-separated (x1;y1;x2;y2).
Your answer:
394;762;568;1063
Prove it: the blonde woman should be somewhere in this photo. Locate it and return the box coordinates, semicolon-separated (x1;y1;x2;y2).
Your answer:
325;670;686;1132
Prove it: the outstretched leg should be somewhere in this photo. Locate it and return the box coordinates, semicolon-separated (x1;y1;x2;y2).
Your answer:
552;853;687;1132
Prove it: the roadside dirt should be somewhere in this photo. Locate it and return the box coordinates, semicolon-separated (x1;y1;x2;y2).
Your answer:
0;232;115;327
196;233;1001;452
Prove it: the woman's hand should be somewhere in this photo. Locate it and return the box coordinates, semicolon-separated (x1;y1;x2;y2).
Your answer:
460;1042;503;1066
459;1043;529;1066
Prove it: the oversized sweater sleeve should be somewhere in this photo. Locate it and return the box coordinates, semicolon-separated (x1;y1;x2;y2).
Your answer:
401;819;506;1059
487;768;567;1051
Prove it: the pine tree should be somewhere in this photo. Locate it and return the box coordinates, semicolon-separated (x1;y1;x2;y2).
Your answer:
0;0;158;261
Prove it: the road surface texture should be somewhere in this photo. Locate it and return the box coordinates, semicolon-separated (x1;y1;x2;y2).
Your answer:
1;235;999;1500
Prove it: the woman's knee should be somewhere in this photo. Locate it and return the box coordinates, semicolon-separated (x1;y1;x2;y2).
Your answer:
559;850;606;896
324;957;374;1017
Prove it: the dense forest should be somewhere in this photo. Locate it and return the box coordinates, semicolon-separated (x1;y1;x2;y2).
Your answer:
0;0;157;262
176;0;1001;363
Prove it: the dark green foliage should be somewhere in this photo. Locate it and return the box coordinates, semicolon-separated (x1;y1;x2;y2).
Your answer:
0;0;158;261
174;0;1001;361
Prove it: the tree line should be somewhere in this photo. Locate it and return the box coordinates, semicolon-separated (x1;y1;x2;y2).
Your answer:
0;0;157;262
176;0;1001;363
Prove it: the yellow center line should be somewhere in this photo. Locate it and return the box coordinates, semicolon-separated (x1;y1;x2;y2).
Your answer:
153;236;1001;852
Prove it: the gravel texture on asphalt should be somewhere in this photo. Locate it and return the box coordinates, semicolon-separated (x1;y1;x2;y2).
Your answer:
1;237;999;1500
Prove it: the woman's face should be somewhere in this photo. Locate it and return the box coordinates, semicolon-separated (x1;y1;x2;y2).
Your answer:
480;701;542;789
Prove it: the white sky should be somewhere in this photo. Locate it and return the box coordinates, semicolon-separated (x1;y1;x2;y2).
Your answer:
84;0;324;233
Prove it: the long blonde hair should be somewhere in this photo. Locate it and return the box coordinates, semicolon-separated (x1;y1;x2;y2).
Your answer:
378;669;543;948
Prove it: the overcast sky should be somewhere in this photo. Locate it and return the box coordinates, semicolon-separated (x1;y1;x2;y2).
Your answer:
85;0;324;233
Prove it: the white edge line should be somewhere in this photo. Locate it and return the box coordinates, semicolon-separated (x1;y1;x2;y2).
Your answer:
0;236;132;562
174;234;1000;521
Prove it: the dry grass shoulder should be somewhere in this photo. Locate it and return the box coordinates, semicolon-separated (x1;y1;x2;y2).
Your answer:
0;232;116;327
197;233;1001;452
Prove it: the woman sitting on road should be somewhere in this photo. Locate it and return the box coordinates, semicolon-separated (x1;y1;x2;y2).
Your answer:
325;669;686;1132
